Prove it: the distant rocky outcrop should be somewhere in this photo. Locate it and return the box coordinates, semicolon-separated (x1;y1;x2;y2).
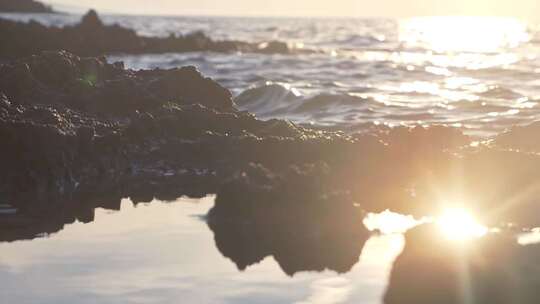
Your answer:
0;9;300;59
0;0;54;13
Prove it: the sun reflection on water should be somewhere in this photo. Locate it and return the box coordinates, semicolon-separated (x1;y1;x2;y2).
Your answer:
364;210;420;234
364;206;489;243
400;16;530;54
437;208;488;241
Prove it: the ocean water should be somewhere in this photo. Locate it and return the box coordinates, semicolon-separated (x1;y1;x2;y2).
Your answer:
3;13;540;137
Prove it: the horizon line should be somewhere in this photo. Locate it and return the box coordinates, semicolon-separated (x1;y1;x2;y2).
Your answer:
43;1;536;21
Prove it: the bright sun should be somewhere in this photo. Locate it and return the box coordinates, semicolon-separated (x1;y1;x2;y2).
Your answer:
437;208;487;241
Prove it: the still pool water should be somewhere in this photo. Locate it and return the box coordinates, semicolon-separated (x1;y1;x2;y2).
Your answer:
0;196;405;304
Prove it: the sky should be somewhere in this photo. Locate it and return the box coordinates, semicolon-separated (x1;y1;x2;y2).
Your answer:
44;0;540;19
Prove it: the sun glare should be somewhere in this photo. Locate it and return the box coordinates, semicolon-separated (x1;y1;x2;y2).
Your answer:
437;208;487;241
400;16;530;53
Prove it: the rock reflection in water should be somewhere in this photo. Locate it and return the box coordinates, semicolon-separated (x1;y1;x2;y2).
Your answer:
0;173;219;243
0;196;121;242
208;209;369;276
207;163;370;276
0;196;404;304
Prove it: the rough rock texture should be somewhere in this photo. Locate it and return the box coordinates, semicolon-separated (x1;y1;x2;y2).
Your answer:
385;224;540;304
0;50;234;113
3;51;540;251
0;10;300;59
0;0;53;13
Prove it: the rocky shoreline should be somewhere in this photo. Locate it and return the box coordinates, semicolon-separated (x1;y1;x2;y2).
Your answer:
2;50;540;230
0;10;305;60
0;0;54;13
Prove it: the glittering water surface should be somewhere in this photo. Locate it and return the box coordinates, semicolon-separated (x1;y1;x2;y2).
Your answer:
3;13;540;136
0;197;405;304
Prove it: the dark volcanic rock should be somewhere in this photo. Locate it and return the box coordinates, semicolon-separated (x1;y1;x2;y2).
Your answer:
0;50;234;114
2;50;540;251
0;50;328;214
79;9;103;28
0;0;54;13
385;224;540;304
0;10;302;59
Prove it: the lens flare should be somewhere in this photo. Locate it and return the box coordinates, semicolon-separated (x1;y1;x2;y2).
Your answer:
437;208;487;241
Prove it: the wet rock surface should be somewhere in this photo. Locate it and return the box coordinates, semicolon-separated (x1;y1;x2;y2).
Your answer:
0;50;235;113
0;0;54;13
0;10;303;59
